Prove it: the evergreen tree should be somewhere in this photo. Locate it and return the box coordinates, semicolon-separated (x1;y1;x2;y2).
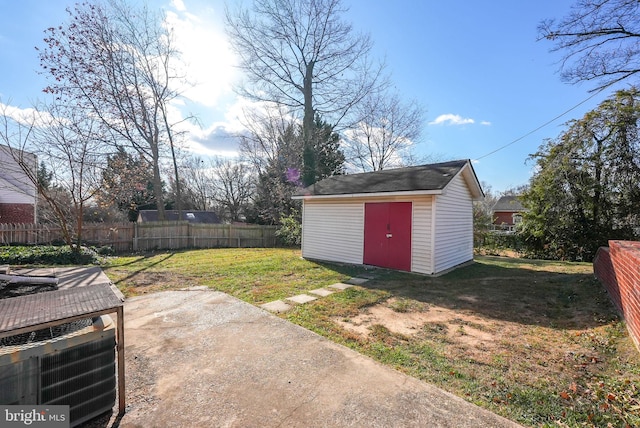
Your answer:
248;124;301;225
521;88;640;260
248;115;345;224
99;147;158;221
36;161;53;190
312;115;345;182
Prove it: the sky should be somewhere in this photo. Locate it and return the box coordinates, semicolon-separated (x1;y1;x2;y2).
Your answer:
0;0;625;193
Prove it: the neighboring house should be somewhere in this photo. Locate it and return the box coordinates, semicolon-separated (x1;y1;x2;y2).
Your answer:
292;160;484;275
491;195;525;232
0;144;37;224
137;210;221;224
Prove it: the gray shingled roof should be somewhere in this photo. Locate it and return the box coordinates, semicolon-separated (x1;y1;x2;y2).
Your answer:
492;196;525;212
294;160;470;197
138;210;220;223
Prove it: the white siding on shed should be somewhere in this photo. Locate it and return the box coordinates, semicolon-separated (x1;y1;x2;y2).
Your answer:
410;195;433;275
433;173;474;273
301;195;436;272
301;200;364;265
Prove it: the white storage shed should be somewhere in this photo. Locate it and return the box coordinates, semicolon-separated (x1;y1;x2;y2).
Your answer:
292;160;484;275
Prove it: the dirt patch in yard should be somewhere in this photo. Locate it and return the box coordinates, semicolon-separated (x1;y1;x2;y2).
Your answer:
327;261;639;404
334;298;497;351
105;270;195;295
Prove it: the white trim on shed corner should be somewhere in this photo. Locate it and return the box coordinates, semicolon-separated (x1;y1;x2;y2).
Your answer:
430;196;437;275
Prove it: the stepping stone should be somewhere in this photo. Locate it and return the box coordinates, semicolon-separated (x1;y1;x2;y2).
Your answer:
261;300;293;313
358;272;377;280
179;286;209;291
309;288;335;297
286;294;318;304
328;282;354;290
346;277;369;285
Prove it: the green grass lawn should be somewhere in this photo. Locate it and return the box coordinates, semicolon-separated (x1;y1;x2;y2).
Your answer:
103;248;371;302
103;248;640;428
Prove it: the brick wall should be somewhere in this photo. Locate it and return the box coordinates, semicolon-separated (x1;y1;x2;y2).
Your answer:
593;241;640;351
0;203;35;224
493;212;515;225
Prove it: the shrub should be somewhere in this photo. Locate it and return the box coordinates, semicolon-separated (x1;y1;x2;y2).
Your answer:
476;232;525;256
0;245;105;265
275;212;301;247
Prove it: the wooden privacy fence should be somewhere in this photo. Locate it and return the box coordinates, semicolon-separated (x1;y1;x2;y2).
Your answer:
0;222;278;252
0;222;134;252
133;221;278;251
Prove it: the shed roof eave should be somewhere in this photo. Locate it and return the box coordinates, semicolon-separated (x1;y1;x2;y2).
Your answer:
457;161;484;201
292;189;444;200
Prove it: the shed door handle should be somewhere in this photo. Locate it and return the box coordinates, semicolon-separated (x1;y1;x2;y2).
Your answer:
386;233;392;238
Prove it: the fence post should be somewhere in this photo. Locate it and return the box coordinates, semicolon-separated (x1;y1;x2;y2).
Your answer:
133;222;138;251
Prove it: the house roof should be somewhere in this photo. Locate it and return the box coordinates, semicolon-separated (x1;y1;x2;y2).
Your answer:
137;210;220;223
293;160;484;200
492;195;525;212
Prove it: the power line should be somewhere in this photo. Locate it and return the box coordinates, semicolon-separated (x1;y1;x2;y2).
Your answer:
474;87;607;161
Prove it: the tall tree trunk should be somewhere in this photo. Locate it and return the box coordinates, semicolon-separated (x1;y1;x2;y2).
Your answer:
151;142;165;220
163;105;182;219
75;206;84;254
302;61;316;187
592;135;603;225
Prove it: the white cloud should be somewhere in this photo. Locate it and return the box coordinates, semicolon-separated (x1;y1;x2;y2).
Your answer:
158;1;246;157
171;0;186;12
0;102;58;128
428;114;475;126
165;4;237;107
480;120;492;126
1;103;38;125
175;98;284;157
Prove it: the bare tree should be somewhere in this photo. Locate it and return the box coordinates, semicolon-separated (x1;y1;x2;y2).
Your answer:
237;107;302;224
38;0;189;220
343;90;425;171
179;156;215;211
0;105;40;224
238;104;300;174
226;0;385;185
38;102;105;247
210;158;255;222
539;0;640;90
0;100;105;251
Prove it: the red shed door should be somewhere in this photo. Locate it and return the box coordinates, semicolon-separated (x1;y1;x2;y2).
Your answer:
363;202;412;271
